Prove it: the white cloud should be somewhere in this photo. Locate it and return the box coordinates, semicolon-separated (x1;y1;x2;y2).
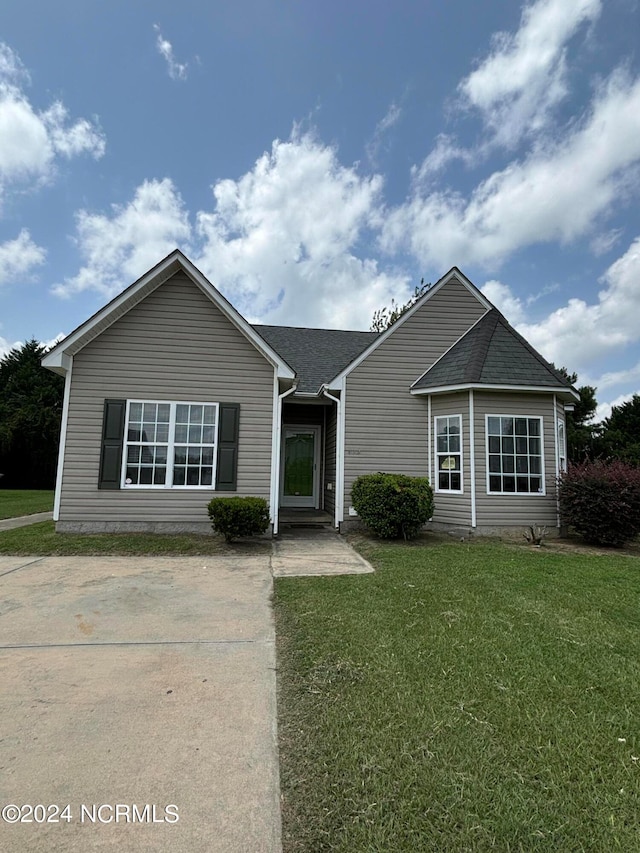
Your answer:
382;71;640;269
0;229;46;286
52;179;192;298
0;335;21;359
591;362;640;392
460;0;601;148
195;131;409;328
481;237;640;376
590;227;623;257
0;41;105;200
153;25;188;81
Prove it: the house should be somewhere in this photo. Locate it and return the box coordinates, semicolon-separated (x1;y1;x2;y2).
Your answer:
42;250;578;535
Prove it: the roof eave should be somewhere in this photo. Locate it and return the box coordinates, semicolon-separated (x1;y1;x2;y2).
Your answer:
411;382;580;400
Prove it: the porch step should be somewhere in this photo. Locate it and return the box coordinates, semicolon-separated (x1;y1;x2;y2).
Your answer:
278;509;334;529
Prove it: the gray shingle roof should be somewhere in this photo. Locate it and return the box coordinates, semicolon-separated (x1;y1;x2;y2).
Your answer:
412;310;574;391
253;325;379;394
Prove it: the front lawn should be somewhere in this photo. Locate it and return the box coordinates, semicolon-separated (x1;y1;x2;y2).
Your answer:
0;489;54;519
0;520;271;555
275;539;640;851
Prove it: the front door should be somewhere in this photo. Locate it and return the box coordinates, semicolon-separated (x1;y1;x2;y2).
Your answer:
280;426;320;508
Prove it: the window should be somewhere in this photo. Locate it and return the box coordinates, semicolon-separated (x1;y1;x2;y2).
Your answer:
486;416;544;494
435;415;462;492
123;401;218;488
557;419;567;473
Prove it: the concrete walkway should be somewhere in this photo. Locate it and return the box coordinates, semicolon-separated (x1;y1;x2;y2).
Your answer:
0;511;53;531
272;528;374;577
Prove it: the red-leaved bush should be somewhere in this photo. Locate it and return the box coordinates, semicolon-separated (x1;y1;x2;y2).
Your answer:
558;460;640;547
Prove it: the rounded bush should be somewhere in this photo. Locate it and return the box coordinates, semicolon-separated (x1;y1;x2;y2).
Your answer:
207;496;270;542
558;460;640;547
351;473;434;540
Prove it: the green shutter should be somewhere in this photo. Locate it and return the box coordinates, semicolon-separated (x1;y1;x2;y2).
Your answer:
215;403;240;491
98;399;126;489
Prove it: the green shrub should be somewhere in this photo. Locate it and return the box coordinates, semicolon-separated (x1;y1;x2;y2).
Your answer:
351;472;434;540
207;496;270;542
558;460;640;547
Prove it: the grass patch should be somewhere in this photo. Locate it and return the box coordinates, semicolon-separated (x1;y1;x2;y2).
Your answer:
0;521;271;555
275;539;640;851
0;490;54;519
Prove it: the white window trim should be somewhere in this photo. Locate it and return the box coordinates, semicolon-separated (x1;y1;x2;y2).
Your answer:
434;414;464;494
557;417;567;474
485;414;546;496
121;399;219;489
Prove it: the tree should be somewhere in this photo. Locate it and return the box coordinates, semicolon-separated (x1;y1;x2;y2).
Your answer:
0;340;64;488
599;395;640;465
370;278;431;332
556;367;599;463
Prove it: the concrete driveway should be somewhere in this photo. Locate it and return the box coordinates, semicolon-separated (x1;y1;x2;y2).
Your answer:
0;554;280;853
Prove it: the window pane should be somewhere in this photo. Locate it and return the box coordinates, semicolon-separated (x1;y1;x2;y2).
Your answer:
201;467;213;486
488;417;501;435
515;418;528;435
439;472;449;490
153;467;166;485
528;419;540;436
142;403;156;421
202;426;216;443
501;418;513;436
127;446;140;464
155;447;167;465
515;436;528;454
489;454;501;473
173;467;185;486
516;476;530;493
139;467;153;485
157;404;170;422
449;435;460;453
488;436;500;454
189;424;202;443
202;447;214;466
449;419;460;435
156;423;169;443
502;436;514;455
437;435;448;452
503;476;516;492
436;420;448;437
129;402;143;421
186;467;200;486
516;455;528;473
530;477;542;492
489;475;501;492
530;457;541;474
174;446;187;465
128;426;142;441
143;421;156;441
126;467;139;484
450;472;461;490
190;405;203;424
176;404;189;423
188;447;201;465
529;437;540;455
503;455;514;473
175;424;188;443
203;406;216;425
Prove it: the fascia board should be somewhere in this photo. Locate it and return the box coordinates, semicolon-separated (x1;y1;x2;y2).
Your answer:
411;382;580;400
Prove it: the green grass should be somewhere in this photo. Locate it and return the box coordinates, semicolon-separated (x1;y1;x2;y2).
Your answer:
275;539;640;852
0;520;271;555
0;489;54;519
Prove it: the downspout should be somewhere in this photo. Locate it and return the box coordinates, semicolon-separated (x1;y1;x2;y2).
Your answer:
270;377;297;535
553;393;560;529
322;384;343;529
53;355;73;522
469;389;476;528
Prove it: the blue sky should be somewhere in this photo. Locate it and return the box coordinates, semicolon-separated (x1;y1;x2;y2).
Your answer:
1;0;639;419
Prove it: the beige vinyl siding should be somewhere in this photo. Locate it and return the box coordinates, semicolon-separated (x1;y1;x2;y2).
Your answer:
59;272;274;524
473;392;558;528
324;404;337;516
344;277;487;511
431;393;472;527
